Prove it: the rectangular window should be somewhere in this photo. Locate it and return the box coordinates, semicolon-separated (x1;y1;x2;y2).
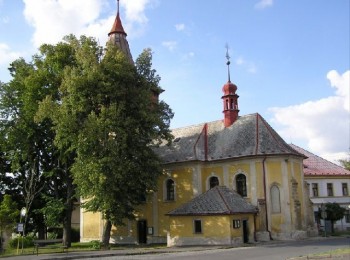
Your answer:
345;210;350;223
233;219;241;229
193;220;202;234
312;183;318;197
327;183;333;196
342;183;348;196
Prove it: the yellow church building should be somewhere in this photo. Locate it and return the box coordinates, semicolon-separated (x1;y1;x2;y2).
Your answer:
80;1;316;246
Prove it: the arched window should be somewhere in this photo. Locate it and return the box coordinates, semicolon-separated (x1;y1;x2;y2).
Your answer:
209;176;219;189
236;174;247;197
166;179;175;201
270;185;281;213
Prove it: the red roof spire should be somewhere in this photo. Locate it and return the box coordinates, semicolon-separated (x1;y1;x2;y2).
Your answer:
222;45;239;127
108;0;126;36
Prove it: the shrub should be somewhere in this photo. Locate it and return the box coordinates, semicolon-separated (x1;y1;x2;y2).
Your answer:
8;236;34;249
90;240;101;249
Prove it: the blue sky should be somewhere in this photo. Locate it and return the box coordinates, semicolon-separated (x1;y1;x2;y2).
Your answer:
0;0;349;163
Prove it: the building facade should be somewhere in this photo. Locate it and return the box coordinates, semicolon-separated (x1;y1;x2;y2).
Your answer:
80;1;317;246
290;144;350;232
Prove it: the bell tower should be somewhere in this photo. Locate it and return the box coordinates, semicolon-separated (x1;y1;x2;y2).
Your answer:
222;46;239;127
108;0;133;63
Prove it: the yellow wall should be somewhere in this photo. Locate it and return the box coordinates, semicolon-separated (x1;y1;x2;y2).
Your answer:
169;215;231;238
81;156;308;243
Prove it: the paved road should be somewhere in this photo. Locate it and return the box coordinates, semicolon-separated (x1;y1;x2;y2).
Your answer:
89;237;350;260
4;237;349;260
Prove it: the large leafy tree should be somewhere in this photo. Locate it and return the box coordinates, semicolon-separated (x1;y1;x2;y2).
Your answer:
0;42;77;245
38;36;173;246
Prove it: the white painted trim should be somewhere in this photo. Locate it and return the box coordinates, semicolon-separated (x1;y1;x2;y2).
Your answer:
152;192;158;236
281;160;292;231
250;161;257;205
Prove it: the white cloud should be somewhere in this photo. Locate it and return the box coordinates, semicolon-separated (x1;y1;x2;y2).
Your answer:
181;52;195;61
162;41;177;51
0;43;22;65
270;70;350;163
235;56;257;74
22;0;155;47
175;23;185;31
255;0;273;9
23;0;105;47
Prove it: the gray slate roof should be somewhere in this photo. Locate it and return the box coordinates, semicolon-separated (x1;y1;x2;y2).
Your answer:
157;113;303;163
167;186;258;216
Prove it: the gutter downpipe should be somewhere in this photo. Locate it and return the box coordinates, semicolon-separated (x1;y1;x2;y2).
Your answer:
253;213;257;242
262;156;273;240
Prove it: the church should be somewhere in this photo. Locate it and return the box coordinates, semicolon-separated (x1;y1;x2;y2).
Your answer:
80;1;316;246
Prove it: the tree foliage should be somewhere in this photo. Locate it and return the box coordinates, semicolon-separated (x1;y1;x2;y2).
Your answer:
36;36;173;245
0;195;19;248
339;157;350;171
0;37;78;245
319;202;346;233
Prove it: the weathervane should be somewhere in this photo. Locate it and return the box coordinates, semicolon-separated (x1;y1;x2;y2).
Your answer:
117;0;120;13
225;43;231;82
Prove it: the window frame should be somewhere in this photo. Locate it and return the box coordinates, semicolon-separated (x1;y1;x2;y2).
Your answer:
165;178;175;201
327;183;333;196
312;183;318;197
233;219;241;229
270;184;281;213
342;183;348;196
193;219;202;234
236;173;247;197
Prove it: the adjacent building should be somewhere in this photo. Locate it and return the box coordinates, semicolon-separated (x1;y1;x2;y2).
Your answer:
290;144;350;232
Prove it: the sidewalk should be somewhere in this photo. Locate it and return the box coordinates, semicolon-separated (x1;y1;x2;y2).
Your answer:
1;236;346;260
0;245;224;260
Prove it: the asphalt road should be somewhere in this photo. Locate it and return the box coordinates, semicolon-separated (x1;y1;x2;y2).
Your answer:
90;237;350;260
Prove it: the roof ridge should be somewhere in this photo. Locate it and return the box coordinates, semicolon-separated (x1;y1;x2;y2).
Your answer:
258;114;293;153
216;186;231;213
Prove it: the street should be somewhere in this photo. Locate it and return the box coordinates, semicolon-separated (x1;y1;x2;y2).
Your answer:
89;237;349;260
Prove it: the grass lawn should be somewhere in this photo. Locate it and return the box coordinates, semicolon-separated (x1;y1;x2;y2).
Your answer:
0;242;167;258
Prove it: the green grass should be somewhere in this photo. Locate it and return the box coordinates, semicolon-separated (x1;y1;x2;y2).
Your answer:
0;242;167;258
0;242;102;257
310;248;350;257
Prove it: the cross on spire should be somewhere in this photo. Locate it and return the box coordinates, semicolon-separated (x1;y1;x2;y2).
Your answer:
225;44;231;82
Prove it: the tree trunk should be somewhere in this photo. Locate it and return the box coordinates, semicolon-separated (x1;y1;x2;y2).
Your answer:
62;208;72;247
62;173;74;247
102;219;112;249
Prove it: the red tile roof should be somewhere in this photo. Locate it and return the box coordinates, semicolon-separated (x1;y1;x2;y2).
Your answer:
108;11;126;36
289;144;350;176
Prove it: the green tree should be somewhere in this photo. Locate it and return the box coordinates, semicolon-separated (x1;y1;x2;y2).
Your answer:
0;195;19;250
339;157;350;171
320;202;346;233
38;36;173;247
0;42;77;245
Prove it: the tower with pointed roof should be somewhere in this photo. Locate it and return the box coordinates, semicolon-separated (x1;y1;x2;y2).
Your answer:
222;47;239;127
108;0;133;63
